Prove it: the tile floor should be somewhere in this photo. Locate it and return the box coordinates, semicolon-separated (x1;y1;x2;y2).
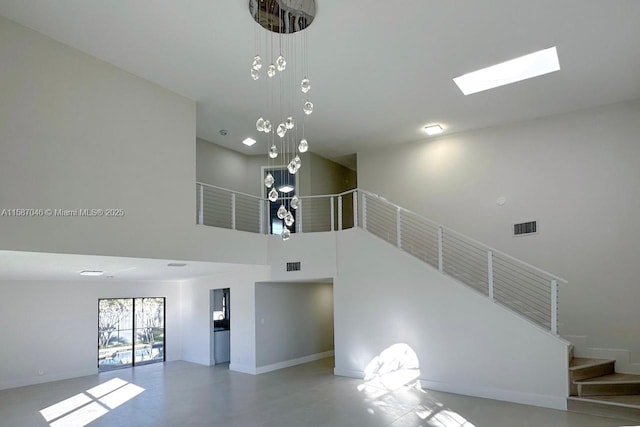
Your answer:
0;358;635;427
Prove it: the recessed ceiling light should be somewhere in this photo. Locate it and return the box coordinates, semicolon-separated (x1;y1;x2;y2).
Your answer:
167;263;187;267
278;184;295;193
453;46;560;95
242;137;256;146
424;124;443;136
80;270;104;276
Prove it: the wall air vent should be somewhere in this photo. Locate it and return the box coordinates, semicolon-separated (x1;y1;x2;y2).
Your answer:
286;262;301;272
514;221;537;236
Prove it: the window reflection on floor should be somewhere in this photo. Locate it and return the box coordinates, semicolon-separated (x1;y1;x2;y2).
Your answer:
39;378;145;427
358;343;476;427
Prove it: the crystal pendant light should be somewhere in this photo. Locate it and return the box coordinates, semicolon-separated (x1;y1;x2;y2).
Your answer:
249;0;316;242
301;77;311;93
303;101;314;115
291;195;300;210
285;117;294;130
285;212;295;227
281;227;291;240
277;204;287;219
276;55;287;71
276;123;287;138
268;144;278;159
251;55;262;70
264;173;275;188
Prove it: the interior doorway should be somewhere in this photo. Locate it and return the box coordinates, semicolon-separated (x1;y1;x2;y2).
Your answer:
210;288;230;365
262;166;298;235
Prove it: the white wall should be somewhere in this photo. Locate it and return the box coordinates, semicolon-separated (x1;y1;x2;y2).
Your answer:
0;279;182;390
255;281;334;371
334;229;569;409
357;99;640;360
267;232;337;282
180;266;270;374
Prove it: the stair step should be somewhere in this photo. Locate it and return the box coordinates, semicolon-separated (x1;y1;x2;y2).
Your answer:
575;373;640;396
569;358;616;381
568;396;640;422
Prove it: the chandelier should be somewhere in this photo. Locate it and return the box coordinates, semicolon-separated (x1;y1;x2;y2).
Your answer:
249;0;316;240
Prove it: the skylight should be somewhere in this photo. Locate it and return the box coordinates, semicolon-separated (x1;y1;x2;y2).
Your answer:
453;47;560;95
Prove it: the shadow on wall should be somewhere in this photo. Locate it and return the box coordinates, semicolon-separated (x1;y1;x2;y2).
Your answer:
357;343;476;427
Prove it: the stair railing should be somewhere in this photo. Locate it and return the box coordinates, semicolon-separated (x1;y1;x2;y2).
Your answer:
358;189;567;335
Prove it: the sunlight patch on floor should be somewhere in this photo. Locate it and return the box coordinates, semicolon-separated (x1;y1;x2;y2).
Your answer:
39;378;145;427
358;343;476;427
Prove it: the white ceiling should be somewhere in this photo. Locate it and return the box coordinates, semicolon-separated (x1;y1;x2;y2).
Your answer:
0;250;241;281
1;0;639;162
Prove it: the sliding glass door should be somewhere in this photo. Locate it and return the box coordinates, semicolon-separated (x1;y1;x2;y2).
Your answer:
98;298;165;371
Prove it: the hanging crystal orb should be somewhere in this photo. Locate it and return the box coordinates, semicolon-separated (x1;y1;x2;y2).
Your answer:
301;77;311;93
287;159;297;174
268;188;278;202
256;117;266;132
277;204;287;219
263;120;272;133
281;226;291;241
251;68;260;80
285;116;294;130
276;123;287;138
268;144;278;159
294;155;301;167
298;138;308;153
264;173;275;188
291;195;300;210
267;64;276;78
251;55;263;71
303;101;314;115
276;55;287;71
285;212;295;227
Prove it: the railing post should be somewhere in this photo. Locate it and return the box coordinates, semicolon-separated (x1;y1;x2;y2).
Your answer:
198;184;204;225
338;196;343;231
330;197;335;231
396;207;402;248
362;194;367;230
551;279;558;335
488;250;494;300
259;198;264;234
438;227;443;273
231;193;236;230
353;191;358;228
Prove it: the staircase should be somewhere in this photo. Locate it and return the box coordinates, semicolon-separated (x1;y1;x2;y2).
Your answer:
568;346;640;421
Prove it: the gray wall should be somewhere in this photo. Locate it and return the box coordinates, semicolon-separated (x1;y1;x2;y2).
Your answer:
255;281;334;367
196;138;356;198
357;99;640;359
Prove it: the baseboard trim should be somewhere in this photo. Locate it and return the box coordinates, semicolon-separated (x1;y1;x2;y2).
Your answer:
331;367;566;410
0;368;97;391
256;350;334;375
229;363;257;375
420;379;567;411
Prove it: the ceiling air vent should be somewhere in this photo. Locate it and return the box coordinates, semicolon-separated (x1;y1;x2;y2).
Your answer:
514;221;537;236
286;261;301;272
